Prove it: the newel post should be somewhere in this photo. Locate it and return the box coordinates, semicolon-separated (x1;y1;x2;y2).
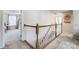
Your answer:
36;24;40;49
55;24;57;37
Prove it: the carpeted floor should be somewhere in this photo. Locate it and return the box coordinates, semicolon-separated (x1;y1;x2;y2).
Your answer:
45;33;79;49
4;29;30;49
4;29;79;49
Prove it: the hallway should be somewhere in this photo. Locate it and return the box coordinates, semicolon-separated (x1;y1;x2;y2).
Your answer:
0;10;79;49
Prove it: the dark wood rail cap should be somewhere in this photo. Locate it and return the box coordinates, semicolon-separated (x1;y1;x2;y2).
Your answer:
24;24;59;28
24;24;36;28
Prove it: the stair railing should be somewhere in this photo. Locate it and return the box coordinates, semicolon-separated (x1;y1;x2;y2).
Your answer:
24;23;62;49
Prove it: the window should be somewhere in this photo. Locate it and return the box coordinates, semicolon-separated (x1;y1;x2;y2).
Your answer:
9;15;16;26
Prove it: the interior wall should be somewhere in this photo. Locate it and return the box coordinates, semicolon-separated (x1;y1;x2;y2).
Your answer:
23;10;56;47
23;10;56;25
27;11;73;35
0;10;4;48
73;10;79;35
62;12;73;34
22;10;73;47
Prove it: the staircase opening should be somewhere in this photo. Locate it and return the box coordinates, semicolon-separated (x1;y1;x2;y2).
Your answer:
24;23;62;49
22;11;63;49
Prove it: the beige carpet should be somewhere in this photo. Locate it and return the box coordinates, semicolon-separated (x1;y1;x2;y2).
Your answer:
4;29;30;49
4;29;79;49
45;33;79;49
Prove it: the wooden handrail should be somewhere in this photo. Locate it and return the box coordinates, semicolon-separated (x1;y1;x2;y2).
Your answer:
24;23;62;49
55;24;57;37
24;24;36;28
39;24;54;28
24;24;62;28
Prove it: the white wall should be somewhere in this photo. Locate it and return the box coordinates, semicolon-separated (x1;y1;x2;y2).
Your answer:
62;12;73;34
73;10;79;35
22;10;74;47
0;10;5;48
23;10;56;47
23;10;56;25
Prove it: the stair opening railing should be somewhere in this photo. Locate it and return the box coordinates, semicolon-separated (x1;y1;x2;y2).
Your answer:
40;23;62;48
24;23;62;49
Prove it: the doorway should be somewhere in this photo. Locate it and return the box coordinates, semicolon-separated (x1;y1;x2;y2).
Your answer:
5;14;20;48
